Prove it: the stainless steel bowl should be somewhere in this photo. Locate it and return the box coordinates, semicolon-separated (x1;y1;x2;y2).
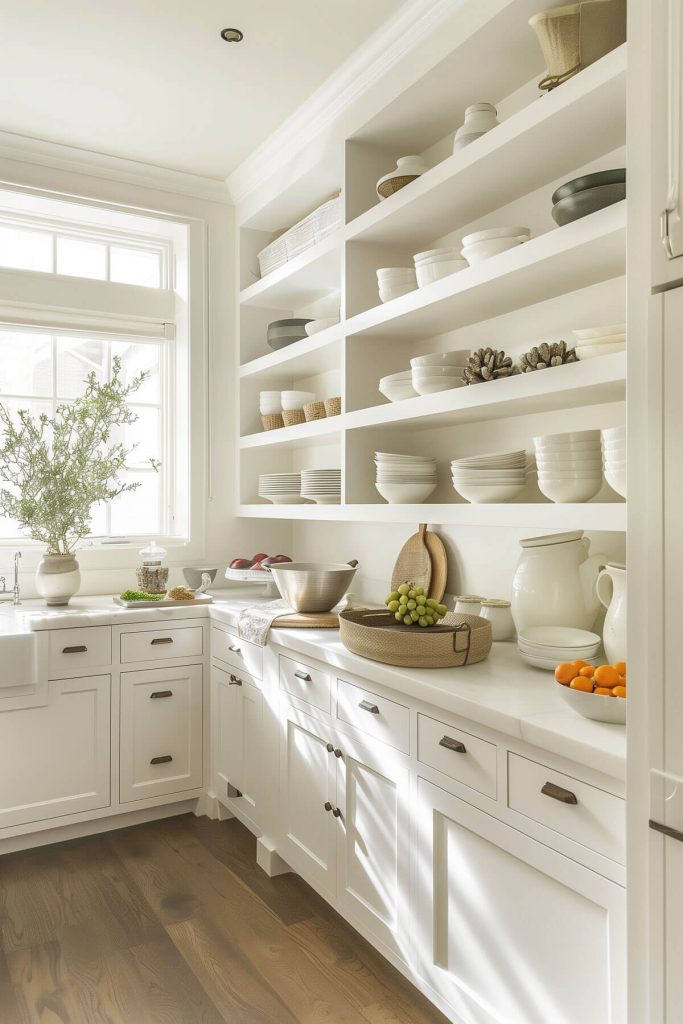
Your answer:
268;561;358;613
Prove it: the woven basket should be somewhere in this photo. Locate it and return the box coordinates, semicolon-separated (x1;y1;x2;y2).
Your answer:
256;194;343;279
529;0;625;92
303;401;327;422
338;609;492;668
377;174;420;199
261;413;284;432
324;396;342;417
282;409;305;427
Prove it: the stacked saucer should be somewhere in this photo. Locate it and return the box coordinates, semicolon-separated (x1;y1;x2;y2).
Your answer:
258;473;306;504
451;450;527;503
375;452;437;504
517;626;602;671
300;468;341;504
533;429;603;503
602;425;626;497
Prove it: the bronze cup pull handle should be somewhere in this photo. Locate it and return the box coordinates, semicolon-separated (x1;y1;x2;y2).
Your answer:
439;735;467;754
151;637;174;646
62;645;87;654
150;755;173;765
541;781;578;805
359;700;380;714
150;690;173;699
294;670;312;681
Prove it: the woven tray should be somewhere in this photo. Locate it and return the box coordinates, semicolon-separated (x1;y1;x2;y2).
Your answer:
338;609;491;668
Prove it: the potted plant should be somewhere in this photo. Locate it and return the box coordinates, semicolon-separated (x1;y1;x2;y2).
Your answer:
0;357;153;606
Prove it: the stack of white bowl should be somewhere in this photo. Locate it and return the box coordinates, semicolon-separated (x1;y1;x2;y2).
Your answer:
375;453;437;504
460;226;530;265
533;429;603;503
413;248;468;288
300;468;341;504
259;391;281;417
572;322;625;360
378;370;417;402
258;473;306;504
451;450;527;503
602;425;626;497
517;626;602;670
377;267;417;303
282;390;315;412
410;350;469;395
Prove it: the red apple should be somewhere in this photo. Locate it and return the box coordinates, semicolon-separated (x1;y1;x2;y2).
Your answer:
230;557;253;570
250;562;265;571
270;554;292;564
251;552;269;563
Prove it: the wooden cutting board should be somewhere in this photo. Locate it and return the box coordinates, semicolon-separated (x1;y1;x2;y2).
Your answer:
424;530;448;603
272;611;339;629
391;524;431;593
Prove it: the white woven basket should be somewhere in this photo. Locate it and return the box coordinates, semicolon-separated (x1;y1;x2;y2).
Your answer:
257;194;342;279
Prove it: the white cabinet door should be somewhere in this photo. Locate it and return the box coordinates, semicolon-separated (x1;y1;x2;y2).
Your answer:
213;664;262;830
120;665;203;802
335;729;411;962
650;0;683;285
0;675;110;829
279;704;336;896
415;779;626;1024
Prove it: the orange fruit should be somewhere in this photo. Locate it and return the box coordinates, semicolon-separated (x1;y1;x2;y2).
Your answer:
572;659;590;667
613;686;627;699
594;664;620;687
579;665;596;678
614;661;626;675
570;676;595;693
555;662;580;685
618;675;626;686
595;686;615;696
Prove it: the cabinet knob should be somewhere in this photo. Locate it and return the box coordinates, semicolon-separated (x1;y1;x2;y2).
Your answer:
228;645;242;654
439;735;467;754
359;700;380;714
324;801;342;818
229;674;243;686
294;670;312;682
150;690;173;699
151;637;174;646
62;645;87;654
326;742;335;753
541;781;578;805
150;755;173;765
334;748;342;758
324;801;333;812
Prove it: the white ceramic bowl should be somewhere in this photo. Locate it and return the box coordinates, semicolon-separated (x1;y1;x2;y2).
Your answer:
376;482;437;503
411;350;470;368
576;343;626;359
537;477;603;502
416;262;467;287
305;317;339;336
379;383;417;402
605;468;627;497
259;391;282;414
536;462;603;474
558;684;626;724
377;266;417;278
452;480;525;503
573;323;626;341
414;378;466;395
461;237;526;263
534;430;601;445
452;467;526;480
519;626;601;648
413;247;461;261
379;284;415;303
412;364;466;378
281;390;316;411
535;452;603;465
462;226;530;245
380;369;412;381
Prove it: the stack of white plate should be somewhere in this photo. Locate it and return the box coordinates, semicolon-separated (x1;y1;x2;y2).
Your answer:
460;226;530;265
517;626;602;671
375;452;437;504
451;450;527;503
602;425;626;497
376;267;417;303
572;322;625;360
410;350;469;395
258;473;306;504
300;468;341;504
378;369;417;402
413;248;468;288
533;430;603;503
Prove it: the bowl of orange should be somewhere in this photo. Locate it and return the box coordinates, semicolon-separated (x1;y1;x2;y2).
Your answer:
554;660;626;724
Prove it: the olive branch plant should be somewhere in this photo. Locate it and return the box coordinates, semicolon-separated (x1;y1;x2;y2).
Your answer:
0;356;158;556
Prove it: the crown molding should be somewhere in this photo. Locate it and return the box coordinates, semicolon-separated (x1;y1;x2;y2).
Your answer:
0;130;231;206
227;0;464;207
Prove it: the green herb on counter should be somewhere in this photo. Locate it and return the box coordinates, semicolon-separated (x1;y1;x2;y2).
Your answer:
119;589;166;602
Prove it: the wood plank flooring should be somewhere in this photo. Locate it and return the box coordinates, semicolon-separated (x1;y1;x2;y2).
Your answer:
0;814;448;1023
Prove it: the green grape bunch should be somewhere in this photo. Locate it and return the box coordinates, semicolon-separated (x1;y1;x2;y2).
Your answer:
385;582;449;627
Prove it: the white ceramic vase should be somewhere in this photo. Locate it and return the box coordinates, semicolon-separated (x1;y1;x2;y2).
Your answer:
453;102;500;153
480;599;515;641
376;155;428;200
596;562;626;663
35;553;81;606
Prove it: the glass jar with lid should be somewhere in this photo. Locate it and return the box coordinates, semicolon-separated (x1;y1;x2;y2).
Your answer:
136;541;168;595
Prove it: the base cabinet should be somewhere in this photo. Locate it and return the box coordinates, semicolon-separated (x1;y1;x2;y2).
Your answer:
415;778;626;1024
0;675;111;830
213;664;263;829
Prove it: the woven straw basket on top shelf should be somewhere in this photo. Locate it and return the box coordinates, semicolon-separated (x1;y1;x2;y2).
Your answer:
339;609;492;669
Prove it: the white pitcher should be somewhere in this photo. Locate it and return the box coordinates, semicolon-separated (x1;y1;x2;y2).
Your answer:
511;530;608;633
596;562;626;664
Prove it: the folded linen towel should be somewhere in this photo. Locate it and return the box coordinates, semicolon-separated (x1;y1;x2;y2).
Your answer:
238;599;294;646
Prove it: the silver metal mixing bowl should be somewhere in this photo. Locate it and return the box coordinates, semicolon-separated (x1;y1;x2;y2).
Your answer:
268;561;358;613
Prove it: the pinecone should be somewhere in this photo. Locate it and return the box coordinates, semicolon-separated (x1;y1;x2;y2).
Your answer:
462;347;519;384
519;340;578;372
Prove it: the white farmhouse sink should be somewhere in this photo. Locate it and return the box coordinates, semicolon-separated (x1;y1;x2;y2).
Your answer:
0;630;37;688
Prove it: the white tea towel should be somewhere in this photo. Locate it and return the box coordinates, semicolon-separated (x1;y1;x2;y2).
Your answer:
239;599;293;646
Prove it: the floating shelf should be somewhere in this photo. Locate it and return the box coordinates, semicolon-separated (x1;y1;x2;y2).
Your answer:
239;230;343;309
239;324;343;381
345;202;625;340
240;416;342;450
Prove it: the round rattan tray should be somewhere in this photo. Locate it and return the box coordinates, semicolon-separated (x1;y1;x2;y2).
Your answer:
339;609;492;668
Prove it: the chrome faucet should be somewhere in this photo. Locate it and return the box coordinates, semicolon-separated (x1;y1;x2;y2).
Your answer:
13;551;21;606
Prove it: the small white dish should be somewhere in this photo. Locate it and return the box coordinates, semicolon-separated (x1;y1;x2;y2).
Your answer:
519;626;601;648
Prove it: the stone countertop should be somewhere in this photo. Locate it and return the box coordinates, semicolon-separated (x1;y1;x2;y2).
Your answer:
0;587;626;780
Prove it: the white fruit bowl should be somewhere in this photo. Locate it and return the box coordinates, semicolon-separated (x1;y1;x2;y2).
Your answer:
558;684;626;724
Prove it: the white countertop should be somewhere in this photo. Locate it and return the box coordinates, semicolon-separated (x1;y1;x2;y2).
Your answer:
0;588;626;779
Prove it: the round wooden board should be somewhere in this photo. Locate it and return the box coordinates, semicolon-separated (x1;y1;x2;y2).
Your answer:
272;611;339;629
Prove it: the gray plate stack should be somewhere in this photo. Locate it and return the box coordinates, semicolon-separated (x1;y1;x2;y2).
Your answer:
267;318;313;351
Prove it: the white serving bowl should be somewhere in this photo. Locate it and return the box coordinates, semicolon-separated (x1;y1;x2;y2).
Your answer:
452;480;526;503
379;382;417;402
414;378;466;395
605;468;627;497
380;369;412;381
573;323;626;341
537;477;603;503
281;390;316;410
462;226;530;245
461;237;526;264
558;685;626;724
376;482;437;503
576;343;625;359
416;262;467;287
411;350;470;368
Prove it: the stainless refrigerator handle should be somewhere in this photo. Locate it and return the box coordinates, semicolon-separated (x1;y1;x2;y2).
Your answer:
650;818;683;843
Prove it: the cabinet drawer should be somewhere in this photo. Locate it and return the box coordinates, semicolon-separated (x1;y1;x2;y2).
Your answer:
212;628;262;680
507;753;625;865
48;626;111;677
279;654;331;713
337;679;409;753
418;714;497;799
120;625;203;664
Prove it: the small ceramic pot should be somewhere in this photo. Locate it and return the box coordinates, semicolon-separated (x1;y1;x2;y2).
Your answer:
35;553;81;606
453;103;499;153
376;156;428;200
454;595;483;614
480;599;515;641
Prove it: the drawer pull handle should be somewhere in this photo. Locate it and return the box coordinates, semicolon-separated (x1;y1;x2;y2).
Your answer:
294;670;312;682
150;755;173;765
359;700;380;714
151;637;174;646
228;645;242;654
229;674;243;686
439;735;467;754
541;781;578;805
227;783;243;798
150;690;173;699
62;645;87;654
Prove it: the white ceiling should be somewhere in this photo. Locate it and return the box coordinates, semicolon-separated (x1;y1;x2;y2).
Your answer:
0;0;404;180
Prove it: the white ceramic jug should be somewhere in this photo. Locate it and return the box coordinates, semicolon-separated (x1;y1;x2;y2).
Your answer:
511;530;608;633
596;562;626;664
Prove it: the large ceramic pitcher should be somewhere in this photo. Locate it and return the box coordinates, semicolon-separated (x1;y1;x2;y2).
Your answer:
596;562;626;664
511;531;607;632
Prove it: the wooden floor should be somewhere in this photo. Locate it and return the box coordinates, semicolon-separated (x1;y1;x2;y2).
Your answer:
0;813;448;1023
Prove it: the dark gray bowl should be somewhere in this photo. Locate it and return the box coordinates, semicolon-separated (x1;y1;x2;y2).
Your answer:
552;169;625;205
552;182;626;226
267;336;306;351
267;318;313;332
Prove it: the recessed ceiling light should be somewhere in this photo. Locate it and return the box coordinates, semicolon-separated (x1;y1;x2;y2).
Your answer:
221;27;244;43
